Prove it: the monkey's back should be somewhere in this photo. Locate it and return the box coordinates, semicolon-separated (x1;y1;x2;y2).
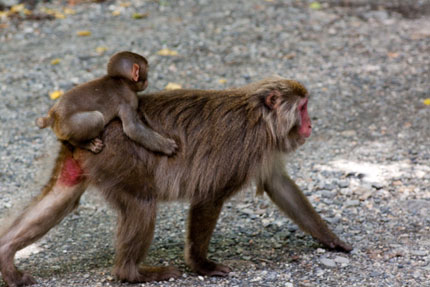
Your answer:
81;89;275;203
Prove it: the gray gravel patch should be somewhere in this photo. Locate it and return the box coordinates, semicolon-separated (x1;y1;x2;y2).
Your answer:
1;0;430;286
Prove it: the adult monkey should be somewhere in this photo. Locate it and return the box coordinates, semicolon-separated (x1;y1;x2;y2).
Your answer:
0;77;352;286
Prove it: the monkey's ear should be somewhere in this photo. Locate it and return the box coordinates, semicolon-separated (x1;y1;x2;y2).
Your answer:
131;63;140;82
264;91;281;110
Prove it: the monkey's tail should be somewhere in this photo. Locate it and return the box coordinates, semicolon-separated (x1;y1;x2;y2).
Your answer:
35;116;54;129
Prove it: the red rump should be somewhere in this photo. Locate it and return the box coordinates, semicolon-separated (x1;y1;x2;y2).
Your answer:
59;156;83;186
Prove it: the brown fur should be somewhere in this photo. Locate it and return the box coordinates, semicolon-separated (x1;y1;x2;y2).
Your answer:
0;77;351;286
36;51;177;155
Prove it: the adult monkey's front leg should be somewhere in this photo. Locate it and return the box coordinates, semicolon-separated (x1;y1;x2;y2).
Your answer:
263;162;352;252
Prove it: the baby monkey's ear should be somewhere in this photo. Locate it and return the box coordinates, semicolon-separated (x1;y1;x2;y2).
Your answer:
131;63;140;82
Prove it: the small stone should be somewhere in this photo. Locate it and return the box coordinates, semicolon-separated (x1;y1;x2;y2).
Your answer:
410;250;427;256
344;200;360;207
266;271;278;280
341;130;356;137
338;180;349;188
198;276;204;281
242;208;254;215
334;256;350;264
371;182;384;190
316;248;326;254
320;258;336;267
262;218;272;227
251;276;262;282
320;190;335;198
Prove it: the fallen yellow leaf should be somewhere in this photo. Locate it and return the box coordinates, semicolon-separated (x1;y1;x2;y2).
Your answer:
64;8;76;15
218;78;227;84
132;12;148;19
424;98;430;106
0;11;8;18
50;58;61;65
387;52;399;58
157;48;178;56
309;2;322;10
41;7;55;15
10;4;25;13
50;90;64;100
77;30;91;36
120;2;131;7
55;12;66;19
96;46;108;54
165;83;182;90
112;10;121;16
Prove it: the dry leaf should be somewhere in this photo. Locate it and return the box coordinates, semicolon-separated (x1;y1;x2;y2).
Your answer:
64;8;76;15
309;2;321;10
218;78;227;84
49;90;64;100
424;98;430;106
96;46;108;54
10;4;25;13
112;10;121;16
165;83;182;90
284;53;295;59
387;52;399;58
51;58;61;65
55;12;65;19
77;30;91;36
120;2;131;7
157;48;178;56
132;13;148;19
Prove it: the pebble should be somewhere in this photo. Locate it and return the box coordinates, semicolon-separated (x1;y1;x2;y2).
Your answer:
334;256;350;265
320;258;336;268
410;250;427;256
344;200;360;207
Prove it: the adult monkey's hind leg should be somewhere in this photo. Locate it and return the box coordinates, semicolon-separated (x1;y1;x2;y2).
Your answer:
185;200;232;277
110;192;181;283
0;145;88;287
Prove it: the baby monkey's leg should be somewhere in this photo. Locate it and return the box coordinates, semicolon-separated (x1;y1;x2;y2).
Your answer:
60;111;105;153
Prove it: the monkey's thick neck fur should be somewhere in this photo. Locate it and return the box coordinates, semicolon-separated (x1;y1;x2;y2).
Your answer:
81;78;307;203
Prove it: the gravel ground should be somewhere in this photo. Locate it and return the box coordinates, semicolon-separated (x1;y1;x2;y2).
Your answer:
1;0;429;286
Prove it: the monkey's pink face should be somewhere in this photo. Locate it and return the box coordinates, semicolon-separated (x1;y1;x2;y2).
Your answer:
298;98;312;138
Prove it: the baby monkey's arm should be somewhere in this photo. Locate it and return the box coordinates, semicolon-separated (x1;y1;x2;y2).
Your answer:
118;104;177;155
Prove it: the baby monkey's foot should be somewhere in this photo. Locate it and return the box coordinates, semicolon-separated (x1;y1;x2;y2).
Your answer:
160;138;178;156
76;138;104;153
88;138;104;153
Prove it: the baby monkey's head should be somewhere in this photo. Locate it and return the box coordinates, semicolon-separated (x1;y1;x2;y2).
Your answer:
107;51;148;92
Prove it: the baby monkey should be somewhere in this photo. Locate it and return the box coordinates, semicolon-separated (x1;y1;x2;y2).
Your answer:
36;51;177;155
